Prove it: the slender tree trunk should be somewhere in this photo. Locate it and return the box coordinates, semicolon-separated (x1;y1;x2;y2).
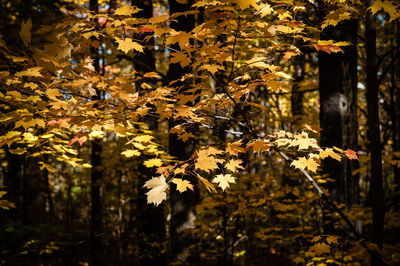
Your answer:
291;53;305;123
5;151;23;220
366;0;384;250
319;19;359;207
89;0;104;265
131;1;166;265
392;22;400;209
167;0;199;263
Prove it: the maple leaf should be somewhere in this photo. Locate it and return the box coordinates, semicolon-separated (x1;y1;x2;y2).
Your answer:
133;135;154;143
326;235;339;245
305;158;319;173
310;242;330;256
319;148;342;161
116;37;143;54
16;67;43;78
121;149;141;157
144;158;163;168
172;178;194;193
225;159;244;173
289;133;319;150
149;15;169;24
315;40;350;54
246;139;270;153
283;50;299;61
198;64;224;75
166;31;192;49
344;149;358;160
170;52;191;67
212;174;235;191
114;6;141;16
258;3;274;17
68;134;87;146
143;175;168;206
195;149;219;173
226;141;245;155
369;0;400;22
233;0;259;10
20;19;32;46
290;157;319;173
321;10;351;30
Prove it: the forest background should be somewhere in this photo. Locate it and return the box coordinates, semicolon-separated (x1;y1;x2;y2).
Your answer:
0;0;400;265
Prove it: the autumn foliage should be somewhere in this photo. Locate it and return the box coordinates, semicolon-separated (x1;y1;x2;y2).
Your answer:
1;0;400;265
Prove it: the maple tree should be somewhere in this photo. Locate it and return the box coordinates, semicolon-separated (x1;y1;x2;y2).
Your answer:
0;0;400;265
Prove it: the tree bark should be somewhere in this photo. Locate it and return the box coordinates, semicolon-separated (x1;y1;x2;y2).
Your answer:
167;0;199;263
89;0;105;265
366;0;384;249
291;53;305;123
319;19;359;207
131;1;166;265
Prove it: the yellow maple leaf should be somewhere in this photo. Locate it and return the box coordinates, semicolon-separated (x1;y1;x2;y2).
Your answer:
16;67;43;78
19;19;32;46
225;159;244;173
166;31;192;49
133;135;154;143
144;158;163;168
369;0;400;21
246;139;270;153
116;37;143;54
310;242;330;256
198;64;224;75
195;149;219;173
258;3;274;17
174;164;187;175
289;133;319;150
114;6;141;16
170;52;191;67
149;15;169;24
290;157;319;173
212;174;235;191
143;175;168;206
172;178;194;193
326;235;339;245
319;148;342;161
232;0;259;9
121;149;141;158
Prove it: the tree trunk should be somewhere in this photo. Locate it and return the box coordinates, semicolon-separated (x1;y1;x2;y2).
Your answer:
167;0;199;263
4;151;23;220
89;0;104;265
131;1;166;265
366;0;384;249
319;19;359;207
392;21;400;209
291;53;305;123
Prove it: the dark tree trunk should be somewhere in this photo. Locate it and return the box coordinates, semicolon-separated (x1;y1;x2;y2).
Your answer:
4;151;23;220
131;1;166;265
90;138;104;265
366;0;384;249
89;0;105;265
291;53;305;122
319;19;359;207
167;0;199;263
392;21;400;209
